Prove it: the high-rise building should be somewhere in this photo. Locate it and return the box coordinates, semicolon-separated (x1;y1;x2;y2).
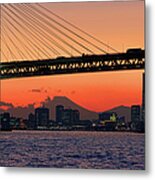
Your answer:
142;72;145;122
0;112;11;131
131;105;141;122
35;107;49;128
62;109;73;125
56;106;80;126
27;113;36;129
131;105;144;132
56;105;64;124
72;110;80;123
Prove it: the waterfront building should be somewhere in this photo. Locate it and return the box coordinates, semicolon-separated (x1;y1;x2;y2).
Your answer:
131;105;141;122
27;113;36;130
56;105;80;126
35;107;49;128
56;105;64;124
131;105;144;132
0;112;11;131
142;72;145;122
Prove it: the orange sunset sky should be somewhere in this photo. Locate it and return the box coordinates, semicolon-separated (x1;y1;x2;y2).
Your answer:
0;0;144;112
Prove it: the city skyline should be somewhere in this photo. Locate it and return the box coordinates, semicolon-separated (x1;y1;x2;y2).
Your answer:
0;95;141;122
0;101;144;132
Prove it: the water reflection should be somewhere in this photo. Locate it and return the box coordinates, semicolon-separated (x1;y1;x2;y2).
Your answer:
0;131;145;169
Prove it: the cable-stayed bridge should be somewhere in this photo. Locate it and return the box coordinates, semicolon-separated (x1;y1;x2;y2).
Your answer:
0;3;145;80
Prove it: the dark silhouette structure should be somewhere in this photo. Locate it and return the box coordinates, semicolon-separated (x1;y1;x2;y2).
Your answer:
27;113;36;130
0;5;145;80
131;105;141;122
35;107;49;128
0;112;11;131
130;105;144;132
0;49;144;80
56;105;64;125
56;105;80;126
142;73;145;122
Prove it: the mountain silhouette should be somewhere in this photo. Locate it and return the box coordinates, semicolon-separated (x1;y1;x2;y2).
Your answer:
0;97;131;122
105;105;131;122
44;96;98;120
0;96;98;120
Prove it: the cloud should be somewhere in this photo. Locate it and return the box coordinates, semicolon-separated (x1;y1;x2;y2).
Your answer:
0;103;36;119
30;89;41;93
0;101;14;108
29;88;48;93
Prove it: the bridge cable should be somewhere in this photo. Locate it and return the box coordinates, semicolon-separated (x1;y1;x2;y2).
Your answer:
20;4;83;55
2;18;36;60
3;6;53;59
3;5;54;60
10;4;66;57
1;31;16;61
8;4;71;57
1;50;8;61
38;3;118;53
8;5;60;58
1;27;17;61
1;5;26;61
30;4;107;54
3;14;45;60
23;4;94;54
2;19;27;61
10;4;74;56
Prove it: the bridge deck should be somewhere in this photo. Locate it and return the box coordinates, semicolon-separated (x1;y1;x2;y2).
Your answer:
0;50;145;80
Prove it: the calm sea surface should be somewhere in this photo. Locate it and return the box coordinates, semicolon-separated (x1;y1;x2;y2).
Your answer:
0;131;145;169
